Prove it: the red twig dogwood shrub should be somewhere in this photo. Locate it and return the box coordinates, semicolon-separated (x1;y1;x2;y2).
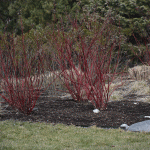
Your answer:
132;33;150;66
0;26;53;115
128;25;150;81
50;14;124;110
128;42;149;81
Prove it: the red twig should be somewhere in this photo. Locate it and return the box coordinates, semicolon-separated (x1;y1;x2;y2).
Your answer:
0;23;54;115
50;14;124;110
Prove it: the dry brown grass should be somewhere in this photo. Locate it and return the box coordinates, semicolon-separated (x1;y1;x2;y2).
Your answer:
128;65;150;81
1;66;150;104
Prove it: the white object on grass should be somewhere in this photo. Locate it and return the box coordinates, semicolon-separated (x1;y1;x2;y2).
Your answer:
120;124;129;130
93;109;100;113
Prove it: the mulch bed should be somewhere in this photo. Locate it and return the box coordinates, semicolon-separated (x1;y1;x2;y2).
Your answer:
1;93;150;128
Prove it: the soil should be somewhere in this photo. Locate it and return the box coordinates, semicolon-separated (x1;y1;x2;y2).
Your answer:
0;90;150;129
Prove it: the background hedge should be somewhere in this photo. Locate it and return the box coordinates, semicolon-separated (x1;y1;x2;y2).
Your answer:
0;0;149;64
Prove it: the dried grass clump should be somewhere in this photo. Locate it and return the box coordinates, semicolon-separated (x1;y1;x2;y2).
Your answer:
128;80;150;95
128;65;150;81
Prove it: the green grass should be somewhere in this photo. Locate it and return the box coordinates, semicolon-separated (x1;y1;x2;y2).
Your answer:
0;120;150;150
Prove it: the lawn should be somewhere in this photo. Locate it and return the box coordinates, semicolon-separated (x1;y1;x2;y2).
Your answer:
0;120;150;150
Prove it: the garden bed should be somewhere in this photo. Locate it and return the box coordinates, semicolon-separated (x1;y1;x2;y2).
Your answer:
0;87;150;129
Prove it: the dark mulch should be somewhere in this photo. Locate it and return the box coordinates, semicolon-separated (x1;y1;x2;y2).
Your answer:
1;93;150;129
